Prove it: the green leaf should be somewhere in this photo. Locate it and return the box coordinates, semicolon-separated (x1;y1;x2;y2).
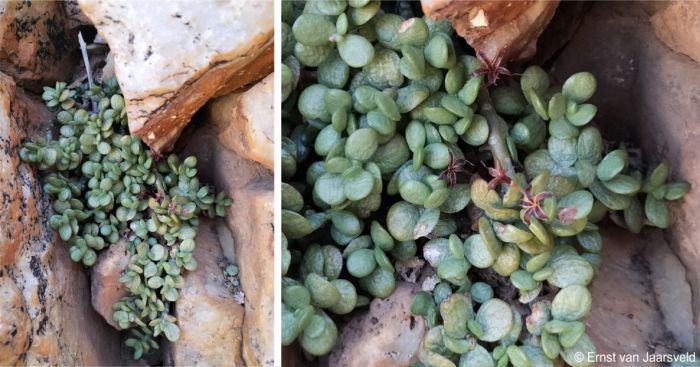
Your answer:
97;141;111;155
184;258;197;272
147;276;164;289
163;322;180;341
337;34;375;68
149;244;166;261
69;245;84;262
644;195;669;228
44;148;58;165
180;239;195;253
144;262;158;278
596;149;627;181
664;181;690;200
163;287;178;302
557;191;594;221
59;224;72;241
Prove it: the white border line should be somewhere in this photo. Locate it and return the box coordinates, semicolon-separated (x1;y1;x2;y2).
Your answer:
273;0;282;365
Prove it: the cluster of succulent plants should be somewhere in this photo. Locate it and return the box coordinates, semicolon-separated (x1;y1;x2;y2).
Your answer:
20;78;231;358
281;0;689;364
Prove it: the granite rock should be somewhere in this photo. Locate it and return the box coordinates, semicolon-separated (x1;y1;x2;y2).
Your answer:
78;0;274;153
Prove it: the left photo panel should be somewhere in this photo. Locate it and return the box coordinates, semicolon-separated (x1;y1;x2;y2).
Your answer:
1;1;273;366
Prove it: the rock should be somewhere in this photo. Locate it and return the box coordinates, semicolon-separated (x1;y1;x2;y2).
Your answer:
0;71;121;365
226;180;274;367
588;225;678;363
420;0;559;62
61;0;91;29
328;282;426;367
645;230;695;351
0;1;78;91
652;2;700;64
551;2;700;350
78;0;274;153
208;73;274;170
640;1;671;16
91;240;129;329
531;2;591;66
182;124;274;366
0;276;32;366
172;218;246;367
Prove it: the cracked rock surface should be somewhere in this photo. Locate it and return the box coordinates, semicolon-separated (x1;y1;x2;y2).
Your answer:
78;0;273;153
0;71;120;366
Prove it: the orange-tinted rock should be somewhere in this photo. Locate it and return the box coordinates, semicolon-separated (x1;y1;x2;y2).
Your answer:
652;2;700;64
0;1;78;91
182;125;274;366
91;240;129;329
172;219;246;366
208;73;274;170
0;276;31;366
0;71;121;365
420;0;558;63
78;0;274;153
328;282;426;367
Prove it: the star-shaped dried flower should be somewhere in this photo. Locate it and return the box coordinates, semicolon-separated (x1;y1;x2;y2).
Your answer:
473;50;512;86
438;151;468;187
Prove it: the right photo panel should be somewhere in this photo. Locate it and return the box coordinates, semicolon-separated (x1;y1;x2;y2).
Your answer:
280;1;697;366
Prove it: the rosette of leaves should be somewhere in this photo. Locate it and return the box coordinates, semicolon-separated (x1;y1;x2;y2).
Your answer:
281;0;690;363
21;77;231;359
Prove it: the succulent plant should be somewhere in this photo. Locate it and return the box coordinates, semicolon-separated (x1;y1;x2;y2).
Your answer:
21;77;231;359
282;0;690;363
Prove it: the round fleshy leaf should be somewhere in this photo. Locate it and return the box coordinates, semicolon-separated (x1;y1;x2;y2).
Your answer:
470;282;494;304
548;256;594;288
623;197;644;234
551;285;592;321
560;333;596;367
557;190;594;221
475;299;513;342
337;34;375;68
566;103;597;126
328;279;357;315
576;230;602;253
342;167;374;201
596;149;627;181
459;344;494;367
439;184;471;214
360;267;396;298
562;72;596;104
462;114;489;146
589;180;631;210
464;234;496;269
548;137;578;168
300;312;338;356
645;195;669;228
601;174;641;195
521;66;549;98
664;181;691;201
413;208;440;239
293;14;335;46
314;173;347;206
386;201;420;241
345;128;379;161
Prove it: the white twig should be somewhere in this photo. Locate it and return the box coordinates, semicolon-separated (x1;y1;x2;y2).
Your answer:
78;31;98;112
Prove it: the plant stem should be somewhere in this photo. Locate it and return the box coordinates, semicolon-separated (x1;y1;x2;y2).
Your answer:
478;86;515;177
78;32;98;112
